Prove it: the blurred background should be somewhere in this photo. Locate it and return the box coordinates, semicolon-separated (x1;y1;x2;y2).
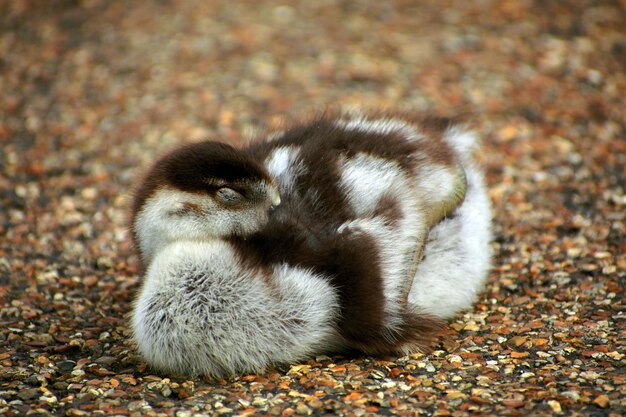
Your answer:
0;1;624;414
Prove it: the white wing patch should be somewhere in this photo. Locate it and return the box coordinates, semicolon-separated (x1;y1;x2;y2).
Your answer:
264;146;304;193
339;153;405;216
335;116;423;142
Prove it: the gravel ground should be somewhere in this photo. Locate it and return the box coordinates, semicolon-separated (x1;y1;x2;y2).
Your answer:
1;1;624;416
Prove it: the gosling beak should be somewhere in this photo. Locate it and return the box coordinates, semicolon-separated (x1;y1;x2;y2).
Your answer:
269;186;281;210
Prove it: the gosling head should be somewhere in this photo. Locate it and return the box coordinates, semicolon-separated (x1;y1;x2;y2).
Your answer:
130;141;281;266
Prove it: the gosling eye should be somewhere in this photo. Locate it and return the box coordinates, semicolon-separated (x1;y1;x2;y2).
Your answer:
216;187;243;205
